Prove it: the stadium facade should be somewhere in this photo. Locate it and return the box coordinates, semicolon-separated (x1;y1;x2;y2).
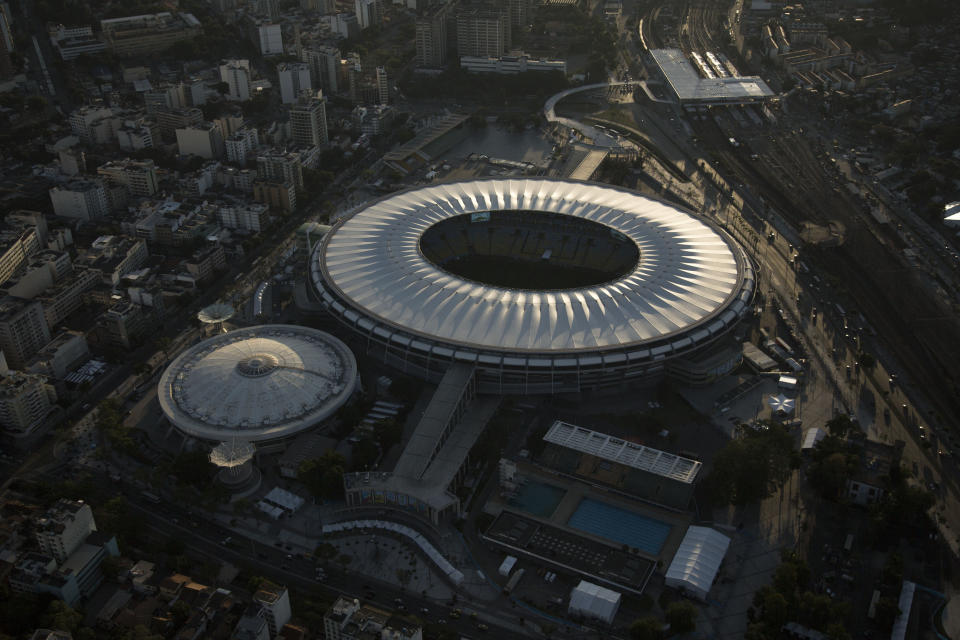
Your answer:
309;179;755;394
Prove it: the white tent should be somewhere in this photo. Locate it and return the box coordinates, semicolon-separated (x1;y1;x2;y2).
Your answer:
768;394;795;414
568;580;621;624
264;487;305;512
664;526;731;601
801;427;825;450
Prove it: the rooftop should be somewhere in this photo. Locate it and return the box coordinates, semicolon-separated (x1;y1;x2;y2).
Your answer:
650;49;775;103
158;325;358;442
543;421;702;483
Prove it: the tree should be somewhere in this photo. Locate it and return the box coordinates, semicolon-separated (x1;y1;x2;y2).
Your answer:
874;597;900;633
807;435;858;500
351;438;379;471
629;617;664;640
825;414;858;439
316;542;338;561
299;450;347;500
170;600;192;627
396;568;413;590
665;601;697;634
39;600;83;634
708;422;799;505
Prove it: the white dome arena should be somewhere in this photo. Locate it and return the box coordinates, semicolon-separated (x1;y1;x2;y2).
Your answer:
310;179;755;392
158;325;357;442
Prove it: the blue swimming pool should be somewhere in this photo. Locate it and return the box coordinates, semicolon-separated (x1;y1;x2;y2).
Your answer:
508;481;566;518
566;498;672;555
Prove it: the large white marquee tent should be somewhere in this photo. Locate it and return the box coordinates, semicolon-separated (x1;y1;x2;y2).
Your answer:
664;526;732;601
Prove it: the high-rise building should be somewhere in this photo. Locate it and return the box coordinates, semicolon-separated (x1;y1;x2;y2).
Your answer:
217;202;269;232
96;159;159;197
289;93;329;147
375;66;389;105
0;211;47;288
415;4;448;69
144;83;188;114
49;180;109;221
225;127;260;165
256;22;283;55
156;107;204;142
0;370;57;436
326;12;359;39
507;0;535;29
253;181;297;213
301;0;336;12
68;106;118;144
354;0;382;30
219;60;251;102
176;122;226;160
456;8;511;58
252;583;292;638
277;62;312;104
0;296;51;372
301;45;341;94
35;499;96;563
256;152;304;190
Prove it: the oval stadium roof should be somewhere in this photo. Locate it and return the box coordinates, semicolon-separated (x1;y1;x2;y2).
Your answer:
316;179;749;354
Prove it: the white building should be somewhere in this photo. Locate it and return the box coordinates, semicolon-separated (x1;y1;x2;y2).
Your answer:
35;499;97;563
252;583;291;637
96;159;159;197
0;297;52;370
217;202;269;232
116;120;155;151
326;13;358;39
277;62;312;104
68;106;120;144
0;370;57;437
290;93;328;147
49;25;107;61
354;0;382;29
375;65;388;105
460;54;566;74
26;330;89;379
49;180;109;221
568;581;621;625
225;127;260;165
257;23;283;55
219;59;251;101
301;44;341;93
176;122;225;160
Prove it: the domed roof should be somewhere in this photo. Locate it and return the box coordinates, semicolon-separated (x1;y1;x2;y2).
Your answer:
158;325;357;442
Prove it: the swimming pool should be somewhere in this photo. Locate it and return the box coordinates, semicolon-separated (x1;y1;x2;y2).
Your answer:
566;498;672;555
508;480;566;518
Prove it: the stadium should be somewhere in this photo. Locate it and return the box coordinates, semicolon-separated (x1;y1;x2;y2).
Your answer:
157;325;357;443
309;179;755;393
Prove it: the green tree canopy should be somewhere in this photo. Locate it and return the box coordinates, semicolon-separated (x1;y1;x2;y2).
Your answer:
708;422;800;505
665;600;697;634
298;450;347;500
629;616;664;640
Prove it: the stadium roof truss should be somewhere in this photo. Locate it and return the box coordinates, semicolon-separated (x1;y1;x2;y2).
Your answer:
544;420;702;483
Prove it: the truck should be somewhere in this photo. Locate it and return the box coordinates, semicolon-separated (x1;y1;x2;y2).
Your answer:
503;568;526;595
